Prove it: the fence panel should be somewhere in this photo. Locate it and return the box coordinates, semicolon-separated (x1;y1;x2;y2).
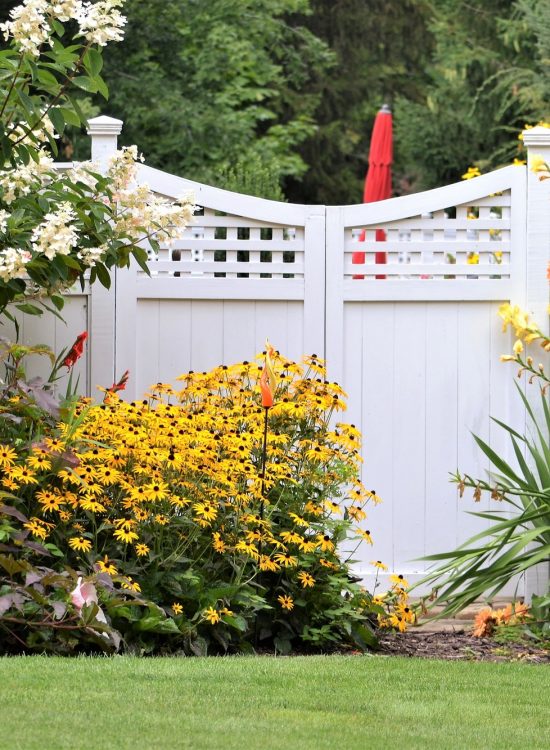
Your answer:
328;165;527;590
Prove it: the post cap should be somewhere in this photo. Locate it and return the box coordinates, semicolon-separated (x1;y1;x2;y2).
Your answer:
379;103;392;114
522;125;550;148
87;115;123;136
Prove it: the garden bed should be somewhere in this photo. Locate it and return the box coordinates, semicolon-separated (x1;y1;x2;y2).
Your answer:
378;630;549;663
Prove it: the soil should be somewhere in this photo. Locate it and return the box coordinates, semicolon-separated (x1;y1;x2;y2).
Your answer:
377;629;550;664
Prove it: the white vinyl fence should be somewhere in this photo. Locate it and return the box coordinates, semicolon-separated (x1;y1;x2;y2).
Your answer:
11;116;550;595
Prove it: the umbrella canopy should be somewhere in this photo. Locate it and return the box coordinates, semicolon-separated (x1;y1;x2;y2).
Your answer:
353;104;393;279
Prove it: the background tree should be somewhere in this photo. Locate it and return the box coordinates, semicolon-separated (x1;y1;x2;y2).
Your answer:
79;0;334;197
284;0;433;205
394;0;550;189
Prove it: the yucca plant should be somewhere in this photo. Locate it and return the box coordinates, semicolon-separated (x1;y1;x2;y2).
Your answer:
418;382;550;618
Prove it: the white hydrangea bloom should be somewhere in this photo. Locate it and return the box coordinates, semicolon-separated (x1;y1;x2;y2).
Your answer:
51;1;83;21
106;146;194;244
0;210;9;233
77;245;105;267
66;161;101;191
0;247;32;281
0;150;54;203
1;1;127;55
0;0;50;57
77;0;127;46
107;145;142;194
31;202;79;260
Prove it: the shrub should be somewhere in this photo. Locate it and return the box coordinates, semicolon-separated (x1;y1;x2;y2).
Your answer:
0;347;410;654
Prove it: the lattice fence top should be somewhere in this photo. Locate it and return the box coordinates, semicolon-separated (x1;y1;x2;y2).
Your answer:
346;191;512;281
127;162;526;302
133;164;310;285
149;207;303;280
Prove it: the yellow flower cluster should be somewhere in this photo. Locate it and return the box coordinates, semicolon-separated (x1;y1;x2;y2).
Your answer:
498;303;550;354
3;353;380;597
461;166;481;180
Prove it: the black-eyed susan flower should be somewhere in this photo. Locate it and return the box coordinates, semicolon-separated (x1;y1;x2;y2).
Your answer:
135;543;150;557
26;452;52;471
297;537;316;553
79;497;108;513
145;481;169;502
113;528;139;544
288;512;309;528
323;500;342;515
259;555;280;572
277;594;294;611
192;501;218;522
36;490;64;513
316;534;335;552
370;560;388;571
0;444;17;468
212;532;227;553
355;528;373;545
390;573;410;588
347;505;366;521
121;576;141;592
280;530;303;545
9;466;38;485
69;536;92;553
235;540;259;559
97;555;118;575
297;571;315;588
23;520;48;540
273;552;298;568
43;437;64;453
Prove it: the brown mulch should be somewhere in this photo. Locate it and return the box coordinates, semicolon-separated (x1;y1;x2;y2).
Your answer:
377;630;550;663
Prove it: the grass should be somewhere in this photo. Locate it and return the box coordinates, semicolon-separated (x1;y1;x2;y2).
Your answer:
1;655;548;750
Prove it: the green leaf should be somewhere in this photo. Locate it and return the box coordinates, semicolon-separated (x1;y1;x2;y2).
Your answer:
44;543;65;557
83;48;103;77
15;303;43;316
222;614;247;632
274;636;292;655
49;107;65;135
35;67;59;88
59;106;81;128
96;75;109;100
50;19;65;36
351;622;379;651
95;263;111;289
73;76;97;92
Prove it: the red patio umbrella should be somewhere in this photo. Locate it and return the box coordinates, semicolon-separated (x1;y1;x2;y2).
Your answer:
353;103;393;279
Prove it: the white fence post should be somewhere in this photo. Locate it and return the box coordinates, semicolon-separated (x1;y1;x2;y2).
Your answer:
523;127;550;330
522;126;550;601
87;115;123;394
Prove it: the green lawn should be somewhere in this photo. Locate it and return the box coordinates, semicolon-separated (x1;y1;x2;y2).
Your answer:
1;655;548;750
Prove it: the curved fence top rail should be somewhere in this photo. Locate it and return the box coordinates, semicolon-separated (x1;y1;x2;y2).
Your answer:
136;164;317;226
342;165;525;226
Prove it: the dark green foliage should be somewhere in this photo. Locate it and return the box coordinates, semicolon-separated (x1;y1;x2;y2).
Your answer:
80;0;333;198
395;0;550;188
284;0;433;204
